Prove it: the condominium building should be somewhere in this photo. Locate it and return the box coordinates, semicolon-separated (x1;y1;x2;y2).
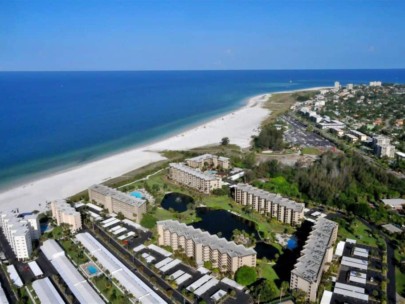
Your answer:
232;184;305;225
185;154;230;170
290;218;338;302
51;200;82;232
0;212;33;260
88;184;146;223
168;163;222;194
157;220;256;273
372;135;396;158
349;129;367;142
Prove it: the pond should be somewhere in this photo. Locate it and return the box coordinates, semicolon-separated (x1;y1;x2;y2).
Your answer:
161;192;194;212
190;208;279;260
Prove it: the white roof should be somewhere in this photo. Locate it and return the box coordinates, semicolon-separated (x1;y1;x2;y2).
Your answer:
175;273;192;285
349;271;367;285
197;267;210;274
76;232;166;303
334;241;345;257
112;227;127;235
133;244;146;253
169;270;184;280
32;278;64;304
155;258;173;269
211;290;226;301
194;278;219;296
320;290;333;304
122;219;149;232
159;260;181;273
382;198;405;208
221;277;244;290
86;203;103;212
41;240;103;304
28;261;43;277
346;238;357;244
6;265;23;288
341;256;368;271
187;275;212;291
353;247;369;258
41;239;65;261
148;244;172;257
0;284;8;304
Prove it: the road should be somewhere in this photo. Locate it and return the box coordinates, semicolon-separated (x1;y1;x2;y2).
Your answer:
85;223;191;304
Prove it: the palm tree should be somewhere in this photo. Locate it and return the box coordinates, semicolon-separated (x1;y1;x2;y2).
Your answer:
279;281;289;302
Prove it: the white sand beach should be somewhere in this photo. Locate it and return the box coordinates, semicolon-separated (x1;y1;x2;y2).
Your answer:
0;87;327;213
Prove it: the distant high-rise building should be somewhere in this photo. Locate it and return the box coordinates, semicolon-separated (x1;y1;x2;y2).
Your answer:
369;81;382;87
334;81;341;90
347;83;354;90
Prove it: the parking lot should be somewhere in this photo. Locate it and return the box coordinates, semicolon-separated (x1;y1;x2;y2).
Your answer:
134;244;251;304
281;115;334;148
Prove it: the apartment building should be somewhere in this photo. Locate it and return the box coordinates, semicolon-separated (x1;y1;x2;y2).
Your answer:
0;212;33;260
168;163;222;194
88;184;146;223
157;220;256;273
232;184;304;225
348;129;367;142
373;135;396;158
290;218;338;302
51;200;82;232
185;154;230;170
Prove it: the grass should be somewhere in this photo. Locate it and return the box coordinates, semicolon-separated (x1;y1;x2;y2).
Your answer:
337;219;379;247
301;147;321;155
262;92;300;126
396;267;405;297
59;239;89;265
92;275;126;304
256;260;280;292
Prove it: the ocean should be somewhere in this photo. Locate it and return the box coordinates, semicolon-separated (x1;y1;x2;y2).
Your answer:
1;69;405;190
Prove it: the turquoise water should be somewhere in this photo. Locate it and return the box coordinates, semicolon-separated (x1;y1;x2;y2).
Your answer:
1;70;405;190
87;265;99;275
130;191;144;199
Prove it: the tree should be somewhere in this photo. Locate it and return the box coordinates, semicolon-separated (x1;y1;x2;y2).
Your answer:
280;281;290;301
116;212;125;220
292;289;307;304
235;266;257;286
251;279;278;302
221;137;230;146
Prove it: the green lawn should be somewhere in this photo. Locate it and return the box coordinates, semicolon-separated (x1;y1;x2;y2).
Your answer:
92;275;126;304
256;261;280;294
337;219;379;247
396;268;405;297
301;147;321;155
59;239;89;264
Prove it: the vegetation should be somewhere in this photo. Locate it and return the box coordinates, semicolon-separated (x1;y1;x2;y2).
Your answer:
253;125;284;151
250;279;278;302
235;266;257;286
92;275;125;303
140;213;158;229
221;137;230;146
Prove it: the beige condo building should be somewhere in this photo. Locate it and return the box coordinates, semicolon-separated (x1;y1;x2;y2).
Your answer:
51;200;82;232
233;184;305;225
185;154;230;170
157;220;256;273
290;218;338;302
168;163;222;194
88;184;146;223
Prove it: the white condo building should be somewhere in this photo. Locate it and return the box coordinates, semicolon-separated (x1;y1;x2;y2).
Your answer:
51;200;82;232
0;212;38;260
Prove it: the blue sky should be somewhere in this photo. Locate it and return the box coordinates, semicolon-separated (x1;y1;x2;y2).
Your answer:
1;0;405;71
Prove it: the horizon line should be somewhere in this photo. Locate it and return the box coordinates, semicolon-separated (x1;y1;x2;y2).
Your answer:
1;67;405;73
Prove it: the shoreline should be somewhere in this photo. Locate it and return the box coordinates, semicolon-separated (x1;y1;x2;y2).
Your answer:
0;86;326;213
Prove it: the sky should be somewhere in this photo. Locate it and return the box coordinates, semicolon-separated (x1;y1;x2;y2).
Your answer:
1;0;405;71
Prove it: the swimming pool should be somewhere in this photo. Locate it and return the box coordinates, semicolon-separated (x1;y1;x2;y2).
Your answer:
287;237;298;250
80;262;100;277
87;265;98;275
130;191;144;199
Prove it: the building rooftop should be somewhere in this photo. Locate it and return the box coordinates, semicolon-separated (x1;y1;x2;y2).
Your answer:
76;232;166;304
158;220;256;258
32;278;64;304
382;223;403;234
291;218;338;283
186;154;229;163
381;198;405;209
89;184;146;208
169;163;219;181
234;184;304;212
